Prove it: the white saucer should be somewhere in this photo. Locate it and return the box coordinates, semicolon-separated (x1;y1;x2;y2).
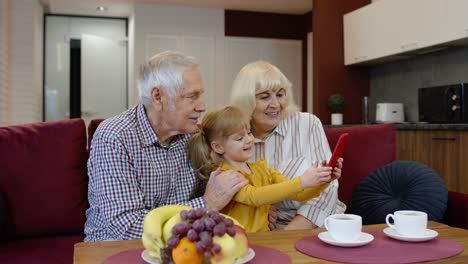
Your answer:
383;227;438;242
141;248;255;264
318;232;374;247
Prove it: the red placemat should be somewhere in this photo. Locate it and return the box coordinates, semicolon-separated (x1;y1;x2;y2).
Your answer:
103;248;145;264
250;244;291;264
295;230;463;264
102;245;291;264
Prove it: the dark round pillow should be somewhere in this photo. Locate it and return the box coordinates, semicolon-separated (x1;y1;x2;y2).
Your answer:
348;161;448;225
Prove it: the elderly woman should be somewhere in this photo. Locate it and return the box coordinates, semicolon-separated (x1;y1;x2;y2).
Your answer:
230;60;346;230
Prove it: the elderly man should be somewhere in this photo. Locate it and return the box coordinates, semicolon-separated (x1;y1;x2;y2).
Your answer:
84;51;248;241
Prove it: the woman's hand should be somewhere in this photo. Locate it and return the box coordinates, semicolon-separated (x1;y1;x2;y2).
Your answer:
284;215;317;230
300;161;332;189
332;157;344;180
268;205;278;230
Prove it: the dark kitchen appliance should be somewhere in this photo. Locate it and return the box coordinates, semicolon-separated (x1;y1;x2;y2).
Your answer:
418;83;468;123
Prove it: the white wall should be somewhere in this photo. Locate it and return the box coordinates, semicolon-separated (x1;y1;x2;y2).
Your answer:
307;32;313;113
132;3;225;109
128;13;136;107
0;0;11;126
9;0;43;125
132;3;302;111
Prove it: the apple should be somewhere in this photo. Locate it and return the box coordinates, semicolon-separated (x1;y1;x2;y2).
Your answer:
211;225;249;264
211;234;241;264
232;225;249;256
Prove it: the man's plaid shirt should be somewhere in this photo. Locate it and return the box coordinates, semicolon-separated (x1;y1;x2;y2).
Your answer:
84;104;206;241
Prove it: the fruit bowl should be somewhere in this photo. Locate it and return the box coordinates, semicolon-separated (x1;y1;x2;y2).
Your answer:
142;205;251;264
141;248;255;264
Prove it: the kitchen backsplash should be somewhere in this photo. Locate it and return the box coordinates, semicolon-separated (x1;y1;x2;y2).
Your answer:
369;46;468;123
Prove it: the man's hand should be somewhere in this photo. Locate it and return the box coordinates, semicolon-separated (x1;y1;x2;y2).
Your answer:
284;215;317;230
203;168;248;211
268;205;278;230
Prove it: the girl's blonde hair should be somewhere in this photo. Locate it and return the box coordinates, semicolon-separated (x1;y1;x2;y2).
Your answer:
230;60;299;119
189;106;250;180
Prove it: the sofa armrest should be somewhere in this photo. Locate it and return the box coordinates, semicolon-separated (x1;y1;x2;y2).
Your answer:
443;191;468;229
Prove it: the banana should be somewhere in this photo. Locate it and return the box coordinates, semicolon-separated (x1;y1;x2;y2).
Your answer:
142;205;192;250
162;213;183;242
220;213;244;229
142;232;161;260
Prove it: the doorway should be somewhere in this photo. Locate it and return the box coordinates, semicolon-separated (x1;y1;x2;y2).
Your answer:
44;15;127;124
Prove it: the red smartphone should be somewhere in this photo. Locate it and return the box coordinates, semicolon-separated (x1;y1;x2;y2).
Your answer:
327;133;349;168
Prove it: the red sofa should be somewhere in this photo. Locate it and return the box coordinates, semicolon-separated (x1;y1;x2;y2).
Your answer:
0;119;467;263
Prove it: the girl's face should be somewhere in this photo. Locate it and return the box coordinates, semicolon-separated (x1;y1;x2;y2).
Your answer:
211;128;255;164
251;88;286;137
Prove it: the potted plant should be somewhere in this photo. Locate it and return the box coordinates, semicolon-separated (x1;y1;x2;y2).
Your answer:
328;94;344;125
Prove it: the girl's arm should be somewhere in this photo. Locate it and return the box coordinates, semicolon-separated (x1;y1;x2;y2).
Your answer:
231;161;329;206
269;166;330;202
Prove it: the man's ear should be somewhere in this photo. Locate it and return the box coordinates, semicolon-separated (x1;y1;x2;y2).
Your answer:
210;141;224;155
150;86;163;111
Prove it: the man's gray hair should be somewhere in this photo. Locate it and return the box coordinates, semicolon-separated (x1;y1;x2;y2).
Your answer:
138;51;199;106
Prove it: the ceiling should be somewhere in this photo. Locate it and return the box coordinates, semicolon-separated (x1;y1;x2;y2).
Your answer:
42;0;313;17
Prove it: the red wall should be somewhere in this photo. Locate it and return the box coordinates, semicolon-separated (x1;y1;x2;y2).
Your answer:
312;0;370;124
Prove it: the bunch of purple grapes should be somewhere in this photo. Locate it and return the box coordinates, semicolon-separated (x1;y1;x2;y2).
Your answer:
166;208;237;259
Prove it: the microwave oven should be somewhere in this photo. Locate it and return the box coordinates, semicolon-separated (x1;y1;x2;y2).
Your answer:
418;83;468;123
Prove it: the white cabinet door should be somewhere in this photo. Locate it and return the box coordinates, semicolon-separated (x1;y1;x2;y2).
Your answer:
344;0;446;65
447;0;468;42
344;3;382;64
388;0;446;53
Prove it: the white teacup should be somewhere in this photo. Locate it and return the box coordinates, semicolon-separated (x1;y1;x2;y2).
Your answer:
324;214;362;242
385;210;427;237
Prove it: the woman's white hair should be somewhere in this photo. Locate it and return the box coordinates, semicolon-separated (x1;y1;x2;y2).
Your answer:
230;60;299;118
138;50;199;107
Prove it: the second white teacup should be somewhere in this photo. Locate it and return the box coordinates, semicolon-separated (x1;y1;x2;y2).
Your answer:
385;210;427;237
324;214;362;242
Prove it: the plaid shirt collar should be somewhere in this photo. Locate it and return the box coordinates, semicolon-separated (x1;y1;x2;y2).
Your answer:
136;103;186;148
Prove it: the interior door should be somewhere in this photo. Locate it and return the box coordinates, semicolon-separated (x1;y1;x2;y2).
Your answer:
81;34;127;125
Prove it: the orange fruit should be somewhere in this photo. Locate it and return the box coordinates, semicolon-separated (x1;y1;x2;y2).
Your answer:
172;237;203;264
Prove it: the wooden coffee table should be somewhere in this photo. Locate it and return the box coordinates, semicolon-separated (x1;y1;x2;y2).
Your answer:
74;221;467;263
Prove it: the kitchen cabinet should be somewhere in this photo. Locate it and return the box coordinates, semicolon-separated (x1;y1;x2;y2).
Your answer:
447;0;468;42
397;130;468;194
344;0;447;65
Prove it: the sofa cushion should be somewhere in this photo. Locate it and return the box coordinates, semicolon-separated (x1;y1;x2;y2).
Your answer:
324;123;396;206
0;192;5;239
0;235;84;264
87;118;104;149
0;119;89;238
348;161;448;225
443;191;468;229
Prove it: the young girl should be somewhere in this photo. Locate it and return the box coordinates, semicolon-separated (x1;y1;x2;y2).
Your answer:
188;106;335;232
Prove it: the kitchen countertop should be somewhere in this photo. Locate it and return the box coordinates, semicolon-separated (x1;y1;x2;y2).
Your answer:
395;122;468;130
324;123;468;130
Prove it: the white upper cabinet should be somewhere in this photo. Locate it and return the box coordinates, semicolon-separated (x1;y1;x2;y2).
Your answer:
344;0;447;65
447;0;468;42
344;3;382;64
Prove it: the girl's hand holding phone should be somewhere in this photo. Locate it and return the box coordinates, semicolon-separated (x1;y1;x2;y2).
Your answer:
300;161;333;189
